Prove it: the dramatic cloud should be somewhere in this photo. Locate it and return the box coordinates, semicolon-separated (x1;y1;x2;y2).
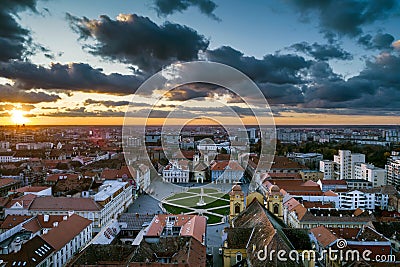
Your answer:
67;13;209;72
84;99;129;107
0;84;60;103
301;53;400;112
286;0;399;37
0;104;15;111
0;61;144;95
153;0;219;20
206;46;311;84
163;83;220;101
0;0;39;61
393;40;400;50
45;107;125;117
289;42;353;61
358;33;396;50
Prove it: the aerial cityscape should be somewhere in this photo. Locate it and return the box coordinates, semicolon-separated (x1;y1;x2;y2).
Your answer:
1;0;400;267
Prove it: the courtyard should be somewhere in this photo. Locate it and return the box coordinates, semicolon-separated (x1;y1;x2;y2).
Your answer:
161;187;230;224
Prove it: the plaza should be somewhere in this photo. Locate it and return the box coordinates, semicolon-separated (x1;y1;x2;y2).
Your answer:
161;187;230;224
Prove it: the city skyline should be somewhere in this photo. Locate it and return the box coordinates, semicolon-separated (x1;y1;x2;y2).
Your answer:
1;0;400;125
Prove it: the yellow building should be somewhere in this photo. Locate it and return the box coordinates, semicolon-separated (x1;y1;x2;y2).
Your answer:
222;228;252;267
245;191;264;207
266;184;284;219
229;184;244;223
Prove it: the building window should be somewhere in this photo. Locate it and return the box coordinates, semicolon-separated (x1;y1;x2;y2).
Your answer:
235;203;241;214
236;252;242;263
273;204;279;214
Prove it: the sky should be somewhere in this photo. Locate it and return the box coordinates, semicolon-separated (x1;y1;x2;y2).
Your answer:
1;0;400;125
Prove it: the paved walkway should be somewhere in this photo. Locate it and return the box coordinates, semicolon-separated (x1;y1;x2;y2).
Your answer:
128;194;163;214
161;189;230;220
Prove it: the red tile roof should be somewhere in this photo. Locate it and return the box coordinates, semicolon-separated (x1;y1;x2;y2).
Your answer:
0;178;19;188
100;166;134;180
264;179;323;196
29;196;102;211
41;214;92;251
310;226;338;247
0;215;32;230
6;194;37;209
15;186;50;193
145;214;206;244
283;197;301;211
210;160;244;171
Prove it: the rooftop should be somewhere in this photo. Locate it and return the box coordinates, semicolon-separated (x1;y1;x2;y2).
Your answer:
29;196;102;211
41;214;92;251
0;236;54;267
94;180;128;202
145;214;206;244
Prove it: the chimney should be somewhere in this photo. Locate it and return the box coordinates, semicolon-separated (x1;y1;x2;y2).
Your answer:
44;214;49;222
53;222;58;227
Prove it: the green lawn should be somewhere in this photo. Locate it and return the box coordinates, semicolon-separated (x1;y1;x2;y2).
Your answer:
201;198;229;209
204;213;224;224
162;189;230;224
187;188;219;194
165;192;195;201
168;196;222;207
163;204;192;214
209;207;230;216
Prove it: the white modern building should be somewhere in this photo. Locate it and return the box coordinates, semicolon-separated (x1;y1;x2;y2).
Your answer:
319;160;335;179
319;150;366;180
386;152;400;187
334;150;365;180
338;186;394;210
354;163;386;187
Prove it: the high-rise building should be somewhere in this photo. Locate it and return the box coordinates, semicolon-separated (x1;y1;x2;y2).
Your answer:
386;152;400;187
320;150;365;180
354;163;386;187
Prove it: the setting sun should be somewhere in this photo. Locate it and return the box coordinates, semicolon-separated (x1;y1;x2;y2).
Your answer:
10;109;28;125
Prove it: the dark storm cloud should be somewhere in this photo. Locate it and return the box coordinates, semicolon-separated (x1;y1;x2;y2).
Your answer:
257;83;304;105
163;83;220;101
0;0;38;61
66;13;209;72
358;33;396;50
206;46;311;84
286;0;399;37
0;84;60;103
289;42;353;61
301;53;400;112
84;99;129;107
153;0;219;21
0;61;144;95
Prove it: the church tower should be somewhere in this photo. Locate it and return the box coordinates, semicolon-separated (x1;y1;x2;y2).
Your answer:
266;184;284;219
229;184;245;224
